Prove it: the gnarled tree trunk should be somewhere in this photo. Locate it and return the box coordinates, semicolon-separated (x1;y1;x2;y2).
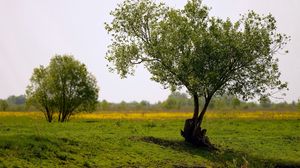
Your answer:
181;95;216;149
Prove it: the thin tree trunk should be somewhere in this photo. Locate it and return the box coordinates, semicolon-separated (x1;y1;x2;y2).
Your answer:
192;93;199;121
181;94;200;143
197;96;212;127
61;113;65;122
45;106;52;122
192;96;211;137
58;111;62;122
61;111;68;122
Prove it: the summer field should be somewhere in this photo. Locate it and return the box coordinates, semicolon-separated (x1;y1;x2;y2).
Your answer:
0;111;299;167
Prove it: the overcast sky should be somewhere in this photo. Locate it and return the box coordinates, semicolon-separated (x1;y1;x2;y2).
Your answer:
0;0;299;103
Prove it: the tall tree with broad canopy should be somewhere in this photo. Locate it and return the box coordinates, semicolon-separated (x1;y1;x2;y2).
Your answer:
26;55;99;122
105;0;289;147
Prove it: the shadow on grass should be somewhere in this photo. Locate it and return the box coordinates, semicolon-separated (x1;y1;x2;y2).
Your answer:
130;136;300;168
0;134;81;162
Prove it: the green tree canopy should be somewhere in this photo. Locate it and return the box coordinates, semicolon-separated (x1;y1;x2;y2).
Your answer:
26;55;99;122
7;95;26;105
0;99;8;111
162;92;193;110
259;95;272;108
105;0;289;146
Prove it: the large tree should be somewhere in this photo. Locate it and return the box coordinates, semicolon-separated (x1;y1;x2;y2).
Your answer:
105;0;289;147
26;55;99;122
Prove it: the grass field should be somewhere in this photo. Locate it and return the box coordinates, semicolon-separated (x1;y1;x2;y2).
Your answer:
0;111;299;167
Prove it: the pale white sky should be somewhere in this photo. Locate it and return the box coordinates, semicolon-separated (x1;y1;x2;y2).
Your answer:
0;0;299;103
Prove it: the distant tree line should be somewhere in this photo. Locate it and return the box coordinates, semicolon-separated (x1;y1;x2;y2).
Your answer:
1;92;299;112
98;92;300;112
0;95;32;111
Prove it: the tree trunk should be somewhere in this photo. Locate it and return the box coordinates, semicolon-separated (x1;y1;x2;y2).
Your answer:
181;95;215;149
45;106;52;122
195;96;212;133
61;112;67;122
192;94;199;121
58;111;62;122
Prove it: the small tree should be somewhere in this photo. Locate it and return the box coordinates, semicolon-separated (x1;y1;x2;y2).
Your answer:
162;92;193;110
0;100;8;111
259;96;272;108
297;99;300;111
26;55;99;122
105;0;289;147
99;100;110;111
232;97;241;109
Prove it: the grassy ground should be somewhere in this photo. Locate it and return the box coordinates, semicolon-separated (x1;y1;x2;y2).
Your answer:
0;112;299;167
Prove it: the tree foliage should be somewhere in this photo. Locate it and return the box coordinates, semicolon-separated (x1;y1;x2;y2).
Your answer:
0;99;8;111
7;95;26;105
105;0;289;146
297;99;300;111
162;92;193;110
259;96;272;108
26;55;99;122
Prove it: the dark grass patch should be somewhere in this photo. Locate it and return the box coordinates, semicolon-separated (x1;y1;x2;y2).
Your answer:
131;136;300;168
139;136;185;149
173;165;206;168
282;136;300;142
84;120;100;123
55;152;68;161
1;142;12;150
143;122;157;128
59;137;80;146
132;136;212;153
275;164;300;168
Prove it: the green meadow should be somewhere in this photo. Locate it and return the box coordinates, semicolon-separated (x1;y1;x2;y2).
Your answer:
0;114;299;167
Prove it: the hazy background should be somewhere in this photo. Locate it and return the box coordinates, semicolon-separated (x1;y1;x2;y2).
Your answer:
0;0;299;103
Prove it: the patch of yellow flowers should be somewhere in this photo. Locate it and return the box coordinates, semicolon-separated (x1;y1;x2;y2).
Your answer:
0;111;299;120
0;112;43;118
